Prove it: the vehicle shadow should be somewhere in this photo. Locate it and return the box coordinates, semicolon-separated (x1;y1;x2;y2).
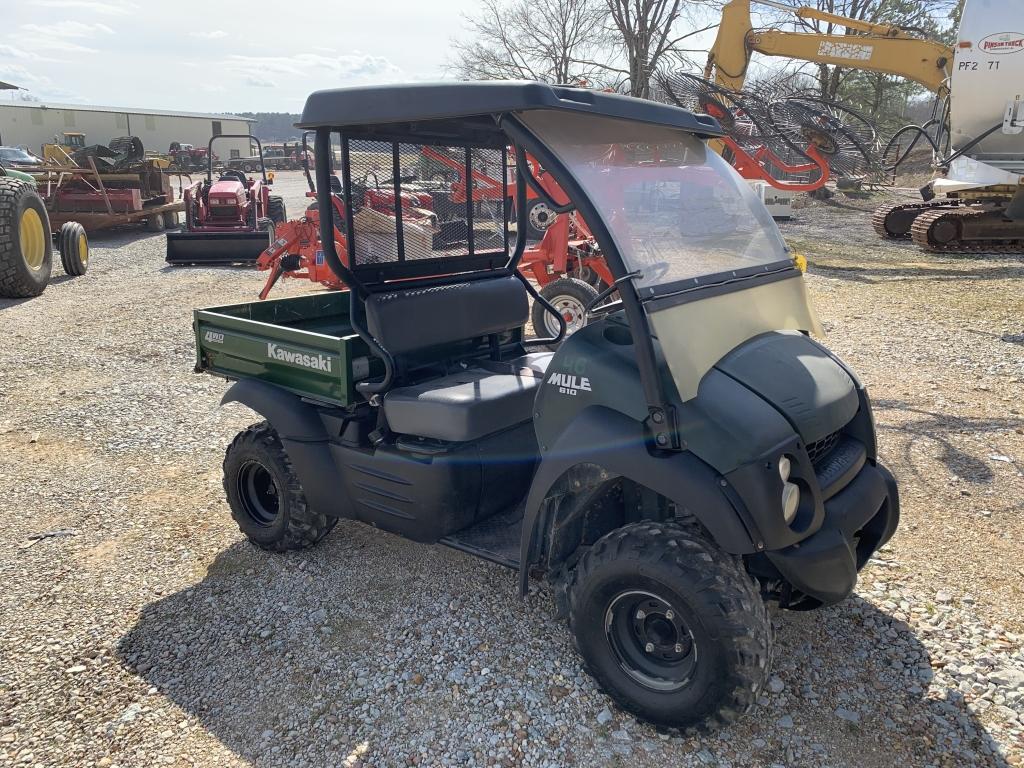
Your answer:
85;229;172;246
159;264;252;274
116;535;1013;767
776;595;1011;768
873;398;1024;490
0;296;33;310
0;273;81;310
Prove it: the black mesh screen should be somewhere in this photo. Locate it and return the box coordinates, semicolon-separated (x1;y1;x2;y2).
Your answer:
347;140;399;265
342;136;509;278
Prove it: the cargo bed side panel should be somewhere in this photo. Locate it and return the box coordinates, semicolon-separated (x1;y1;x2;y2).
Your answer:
193;293;364;406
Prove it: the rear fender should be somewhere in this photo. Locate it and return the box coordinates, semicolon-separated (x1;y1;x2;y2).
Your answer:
221;379;340;516
518;406;756;594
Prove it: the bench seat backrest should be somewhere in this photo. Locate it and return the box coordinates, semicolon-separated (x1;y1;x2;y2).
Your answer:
364;276;528;355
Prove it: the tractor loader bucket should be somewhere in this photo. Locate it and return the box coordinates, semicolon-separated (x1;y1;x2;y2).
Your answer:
165;231;271;265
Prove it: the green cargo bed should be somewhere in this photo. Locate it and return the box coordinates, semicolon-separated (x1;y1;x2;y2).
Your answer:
193;292;372;406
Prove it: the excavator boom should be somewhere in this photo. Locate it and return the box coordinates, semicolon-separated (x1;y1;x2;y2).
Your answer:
706;0;953;95
744;31;951;94
755;0;909;38
706;0;1024;254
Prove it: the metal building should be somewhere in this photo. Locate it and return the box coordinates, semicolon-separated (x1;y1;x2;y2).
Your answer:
0;101;256;159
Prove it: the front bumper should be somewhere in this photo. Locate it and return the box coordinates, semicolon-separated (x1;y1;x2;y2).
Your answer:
765;460;899;606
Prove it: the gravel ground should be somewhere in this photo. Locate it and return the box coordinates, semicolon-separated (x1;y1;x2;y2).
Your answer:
0;174;1022;767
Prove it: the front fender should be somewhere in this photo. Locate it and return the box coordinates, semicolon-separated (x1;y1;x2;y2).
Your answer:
221;379;340;516
518;406;756;594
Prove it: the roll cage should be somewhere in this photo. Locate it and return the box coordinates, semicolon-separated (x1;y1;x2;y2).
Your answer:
297;81;727;451
208;134;268;184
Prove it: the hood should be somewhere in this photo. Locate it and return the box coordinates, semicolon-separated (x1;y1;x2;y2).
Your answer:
714;331;858;444
209;179;245;202
2;167;37;185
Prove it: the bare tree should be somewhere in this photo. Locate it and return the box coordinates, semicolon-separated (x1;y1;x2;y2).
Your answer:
595;0;716;98
450;0;716;97
450;0;610;84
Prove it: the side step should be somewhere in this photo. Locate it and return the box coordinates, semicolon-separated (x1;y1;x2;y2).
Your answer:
439;508;523;570
166;231;270;265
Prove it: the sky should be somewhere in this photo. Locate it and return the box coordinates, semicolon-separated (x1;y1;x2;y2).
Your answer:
0;0;489;113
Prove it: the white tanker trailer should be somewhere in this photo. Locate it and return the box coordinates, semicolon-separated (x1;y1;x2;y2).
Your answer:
873;0;1023;251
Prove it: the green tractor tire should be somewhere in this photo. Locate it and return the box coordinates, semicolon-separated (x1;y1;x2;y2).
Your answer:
0;177;53;298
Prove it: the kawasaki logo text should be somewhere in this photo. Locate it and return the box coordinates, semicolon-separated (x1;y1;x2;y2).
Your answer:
267;343;332;372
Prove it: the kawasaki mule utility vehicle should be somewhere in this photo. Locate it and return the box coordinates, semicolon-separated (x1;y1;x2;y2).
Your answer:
193;83;899;729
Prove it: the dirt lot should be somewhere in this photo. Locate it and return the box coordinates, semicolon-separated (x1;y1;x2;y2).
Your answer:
0;172;1022;767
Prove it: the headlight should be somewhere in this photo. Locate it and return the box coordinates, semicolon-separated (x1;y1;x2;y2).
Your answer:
778;456;791;482
782;481;800;524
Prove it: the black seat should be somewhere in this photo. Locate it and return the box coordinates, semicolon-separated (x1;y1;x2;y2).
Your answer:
363;276;553;441
382;353;552;442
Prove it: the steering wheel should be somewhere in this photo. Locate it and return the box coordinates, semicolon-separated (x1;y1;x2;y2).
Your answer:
220;170;247;184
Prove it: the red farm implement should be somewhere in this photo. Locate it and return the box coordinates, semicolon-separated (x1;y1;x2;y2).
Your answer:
31;136;184;233
659;71;878;194
257;141;613;339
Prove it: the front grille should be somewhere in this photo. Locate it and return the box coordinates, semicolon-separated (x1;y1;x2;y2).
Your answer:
807;430;841;466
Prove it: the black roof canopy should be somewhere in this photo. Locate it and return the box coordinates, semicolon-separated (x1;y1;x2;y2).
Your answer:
297;81;724;141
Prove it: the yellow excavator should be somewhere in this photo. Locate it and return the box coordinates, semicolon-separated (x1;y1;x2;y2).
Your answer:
705;0;952;97
705;0;1024;252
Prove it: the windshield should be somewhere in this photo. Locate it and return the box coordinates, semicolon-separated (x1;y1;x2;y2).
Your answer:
520;111;789;292
0;148;39;163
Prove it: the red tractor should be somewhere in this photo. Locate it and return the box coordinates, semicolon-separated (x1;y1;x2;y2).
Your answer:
168;141;215;171
166;135;287;265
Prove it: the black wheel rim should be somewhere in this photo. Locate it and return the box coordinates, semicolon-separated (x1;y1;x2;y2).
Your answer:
236;460;280;527
604;590;696;692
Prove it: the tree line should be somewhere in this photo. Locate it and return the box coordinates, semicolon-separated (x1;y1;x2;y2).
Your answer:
450;0;964;136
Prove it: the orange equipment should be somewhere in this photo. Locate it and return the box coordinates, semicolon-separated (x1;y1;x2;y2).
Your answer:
260;145;612;285
257;191;348;300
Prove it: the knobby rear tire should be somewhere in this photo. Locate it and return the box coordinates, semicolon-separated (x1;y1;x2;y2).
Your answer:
223;422;337;552
268;196;287;225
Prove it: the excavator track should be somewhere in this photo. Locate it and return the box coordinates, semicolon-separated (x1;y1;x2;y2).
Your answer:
910;206;1024;253
871;199;960;239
